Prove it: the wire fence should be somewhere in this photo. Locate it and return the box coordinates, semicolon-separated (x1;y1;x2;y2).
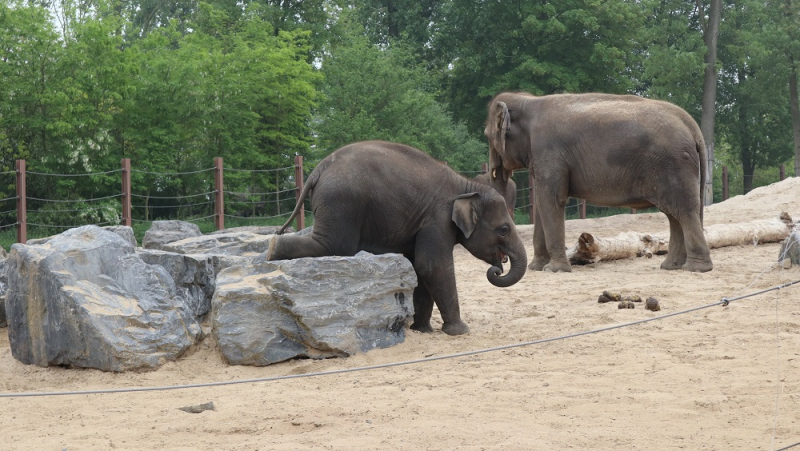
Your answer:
0;159;794;247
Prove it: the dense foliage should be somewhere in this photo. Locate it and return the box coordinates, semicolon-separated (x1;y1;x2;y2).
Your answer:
1;0;798;224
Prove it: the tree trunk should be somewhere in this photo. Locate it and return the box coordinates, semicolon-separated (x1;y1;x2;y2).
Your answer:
701;0;722;205
567;214;795;265
790;58;800;177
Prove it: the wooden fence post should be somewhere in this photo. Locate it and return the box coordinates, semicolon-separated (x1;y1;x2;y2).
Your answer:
294;155;305;231
528;171;535;225
214;157;224;231
16;159;26;244
482;163;488;173
722;165;729;200
121;158;131;227
780;164;785;181
580;199;586;219
630;208;637;214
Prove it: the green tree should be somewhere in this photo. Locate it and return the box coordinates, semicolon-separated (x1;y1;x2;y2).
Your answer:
315;23;484;172
717;0;794;193
436;0;645;132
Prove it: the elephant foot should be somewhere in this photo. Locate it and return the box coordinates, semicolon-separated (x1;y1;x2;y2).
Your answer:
442;320;470;336
410;321;434;333
266;235;278;261
682;259;713;273
529;258;549;271
543;261;572;273
660;258;685;270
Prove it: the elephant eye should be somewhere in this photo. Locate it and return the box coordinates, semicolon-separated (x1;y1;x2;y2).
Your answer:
497;225;510;237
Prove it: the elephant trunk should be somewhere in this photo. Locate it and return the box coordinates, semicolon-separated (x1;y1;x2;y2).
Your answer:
486;238;527;288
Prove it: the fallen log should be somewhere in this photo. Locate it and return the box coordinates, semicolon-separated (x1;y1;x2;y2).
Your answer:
567;213;795;265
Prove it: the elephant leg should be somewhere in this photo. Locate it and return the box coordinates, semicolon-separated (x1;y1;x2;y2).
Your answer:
680;214;713;272
661;214;686;270
529;209;550;271
267;233;332;260
409;281;435;333
534;176;572;273
413;231;469;335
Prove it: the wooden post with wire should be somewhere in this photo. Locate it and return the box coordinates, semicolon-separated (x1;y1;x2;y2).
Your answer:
580;199;586;219
214;157;224;231
528;171;535;225
16;159;26;244
294;155;305;231
780;164;785;181
121;158;131;227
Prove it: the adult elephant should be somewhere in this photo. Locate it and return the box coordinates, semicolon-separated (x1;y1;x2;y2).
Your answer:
474;172;517;216
485;92;713;273
269;141;528;335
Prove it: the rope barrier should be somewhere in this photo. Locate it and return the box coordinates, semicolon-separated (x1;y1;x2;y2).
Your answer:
1;278;796;399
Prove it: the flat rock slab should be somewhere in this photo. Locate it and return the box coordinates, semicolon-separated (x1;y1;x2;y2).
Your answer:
142;220;202;250
161;231;273;257
212;252;416;366
6;226;202;371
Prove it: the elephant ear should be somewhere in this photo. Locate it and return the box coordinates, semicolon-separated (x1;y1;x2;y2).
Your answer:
489;100;511;184
452;192;480;239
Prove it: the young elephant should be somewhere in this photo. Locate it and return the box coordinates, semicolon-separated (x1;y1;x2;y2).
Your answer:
473;172;517;216
485;92;713;273
268;141;528;335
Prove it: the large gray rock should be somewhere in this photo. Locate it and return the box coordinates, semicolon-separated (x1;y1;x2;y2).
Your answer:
209;225;292;235
104;225;138;247
212;252;416;366
137;249;217;319
6;225;203;371
161;231;273;257
779;230;800;268
0;250;8;328
142;220;202;250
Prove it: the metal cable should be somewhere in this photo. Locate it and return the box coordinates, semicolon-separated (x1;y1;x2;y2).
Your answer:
27;169;122;177
26;194;122;203
224;188;296;196
131;201;214;209
0;196;18;203
2;279;797;399
0;170;16;176
129;191;216;200
0;222;19;230
224;166;294;173
132;168;214;176
224;212;290;220
27;221;118;229
0;208;17;215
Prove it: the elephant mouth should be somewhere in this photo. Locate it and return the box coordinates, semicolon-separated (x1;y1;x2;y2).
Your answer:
493;252;508;268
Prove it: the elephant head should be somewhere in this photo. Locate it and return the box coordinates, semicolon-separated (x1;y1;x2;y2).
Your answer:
452;191;527;287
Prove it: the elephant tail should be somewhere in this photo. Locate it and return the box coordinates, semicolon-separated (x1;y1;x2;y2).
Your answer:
276;163;321;235
694;128;707;225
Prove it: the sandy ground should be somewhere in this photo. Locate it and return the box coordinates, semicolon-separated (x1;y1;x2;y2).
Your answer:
2;179;800;450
